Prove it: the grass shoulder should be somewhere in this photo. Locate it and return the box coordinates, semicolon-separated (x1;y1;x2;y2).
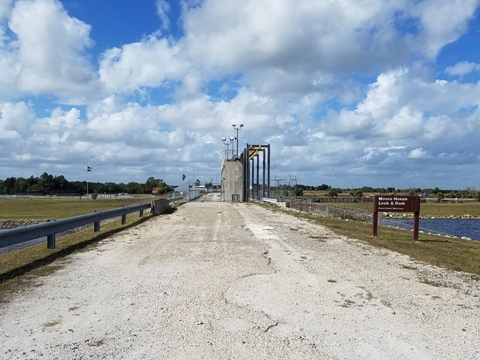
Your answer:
255;203;480;278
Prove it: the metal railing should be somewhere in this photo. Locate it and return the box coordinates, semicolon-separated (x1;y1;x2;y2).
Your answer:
288;198;372;221
261;197;278;204
0;203;151;250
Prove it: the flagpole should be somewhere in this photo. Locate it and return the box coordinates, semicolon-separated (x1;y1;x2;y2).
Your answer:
86;166;91;196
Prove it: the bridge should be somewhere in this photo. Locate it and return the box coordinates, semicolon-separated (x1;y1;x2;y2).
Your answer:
1;195;478;359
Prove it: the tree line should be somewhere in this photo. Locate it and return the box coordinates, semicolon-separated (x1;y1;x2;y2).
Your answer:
0;173;174;196
276;184;480;200
2;173;477;199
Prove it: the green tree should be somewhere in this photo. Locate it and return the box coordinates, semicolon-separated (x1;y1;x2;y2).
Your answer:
194;179;201;186
105;182;122;194
13;177;28;192
125;182;142;194
144;177;163;193
39;172;54;194
2;177;16;194
53;175;69;192
328;188;337;197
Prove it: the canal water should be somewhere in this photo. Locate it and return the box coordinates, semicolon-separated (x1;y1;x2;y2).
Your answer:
379;218;480;241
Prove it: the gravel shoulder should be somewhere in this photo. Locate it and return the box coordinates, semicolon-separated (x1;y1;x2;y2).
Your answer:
1;197;479;359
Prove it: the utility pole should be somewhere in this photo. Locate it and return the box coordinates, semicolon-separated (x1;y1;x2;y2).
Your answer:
289;175;297;191
289;175;297;206
274;175;285;200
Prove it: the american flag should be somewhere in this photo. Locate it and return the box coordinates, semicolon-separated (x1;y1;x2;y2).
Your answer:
87;166;92;172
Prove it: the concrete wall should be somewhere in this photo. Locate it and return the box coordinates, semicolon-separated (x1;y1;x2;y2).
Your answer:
151;199;171;215
221;159;244;202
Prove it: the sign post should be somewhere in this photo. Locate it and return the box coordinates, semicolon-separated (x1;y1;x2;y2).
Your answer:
373;195;421;241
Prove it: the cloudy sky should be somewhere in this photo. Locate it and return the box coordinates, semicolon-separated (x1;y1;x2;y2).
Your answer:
1;0;480;189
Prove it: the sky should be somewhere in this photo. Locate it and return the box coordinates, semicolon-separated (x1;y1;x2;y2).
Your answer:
1;0;480;189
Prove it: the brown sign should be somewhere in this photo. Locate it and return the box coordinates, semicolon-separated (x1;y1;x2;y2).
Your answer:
374;195;420;213
372;195;421;241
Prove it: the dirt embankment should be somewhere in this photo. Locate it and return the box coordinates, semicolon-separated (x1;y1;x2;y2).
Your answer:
0;219;49;228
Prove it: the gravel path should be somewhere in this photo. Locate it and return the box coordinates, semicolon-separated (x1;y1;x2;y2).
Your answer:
1;196;479;359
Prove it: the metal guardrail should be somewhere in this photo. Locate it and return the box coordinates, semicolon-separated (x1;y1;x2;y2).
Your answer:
0;203;151;250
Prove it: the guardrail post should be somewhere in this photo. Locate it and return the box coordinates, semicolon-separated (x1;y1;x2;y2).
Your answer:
47;234;56;249
139;209;144;217
121;214;127;224
94;221;100;232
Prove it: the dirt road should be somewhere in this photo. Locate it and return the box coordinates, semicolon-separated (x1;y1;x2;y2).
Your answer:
1;196;479;359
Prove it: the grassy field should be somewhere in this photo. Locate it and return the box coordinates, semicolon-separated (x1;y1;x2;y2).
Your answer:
255;203;480;278
0;197;153;219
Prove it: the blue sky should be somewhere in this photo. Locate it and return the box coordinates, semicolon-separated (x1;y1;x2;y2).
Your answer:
1;0;480;189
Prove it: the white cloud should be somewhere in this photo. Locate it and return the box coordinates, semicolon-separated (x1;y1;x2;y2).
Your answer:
181;0;477;77
0;46;20;98
412;0;480;58
445;61;480;77
0;0;13;20
380;106;424;140
7;0;100;103
99;36;187;93
156;0;171;30
1;0;480;188
408;147;430;159
296;65;480;185
0;101;35;140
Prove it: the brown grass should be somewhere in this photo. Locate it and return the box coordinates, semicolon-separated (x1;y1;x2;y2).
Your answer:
255;203;480;277
0;197;153;219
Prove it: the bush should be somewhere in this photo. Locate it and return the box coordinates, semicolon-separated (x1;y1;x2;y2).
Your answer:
295;188;303;196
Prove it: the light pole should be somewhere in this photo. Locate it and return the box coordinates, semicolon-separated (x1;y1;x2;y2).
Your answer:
232;124;243;158
222;136;234;159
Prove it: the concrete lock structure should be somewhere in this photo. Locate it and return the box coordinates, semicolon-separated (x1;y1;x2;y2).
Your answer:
221;143;271;202
221;158;244;202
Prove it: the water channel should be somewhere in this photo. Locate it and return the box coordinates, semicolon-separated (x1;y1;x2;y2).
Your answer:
379;218;480;241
